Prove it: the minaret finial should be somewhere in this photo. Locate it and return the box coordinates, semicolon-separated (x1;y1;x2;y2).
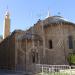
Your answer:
6;5;9;12
46;9;50;18
57;12;61;16
48;10;50;17
5;5;10;17
7;5;8;10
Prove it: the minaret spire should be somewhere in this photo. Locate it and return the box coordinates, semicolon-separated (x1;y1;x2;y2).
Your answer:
47;10;50;17
3;7;10;39
46;9;50;18
5;6;10;18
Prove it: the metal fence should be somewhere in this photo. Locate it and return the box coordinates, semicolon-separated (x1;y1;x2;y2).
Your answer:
35;64;75;75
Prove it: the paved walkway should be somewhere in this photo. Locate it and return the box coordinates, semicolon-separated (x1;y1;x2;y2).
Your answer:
0;69;27;75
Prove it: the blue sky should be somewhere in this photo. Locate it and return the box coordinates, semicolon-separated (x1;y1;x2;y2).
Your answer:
0;0;75;35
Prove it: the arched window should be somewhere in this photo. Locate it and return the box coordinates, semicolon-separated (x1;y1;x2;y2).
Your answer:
49;40;53;49
32;52;35;63
68;36;73;49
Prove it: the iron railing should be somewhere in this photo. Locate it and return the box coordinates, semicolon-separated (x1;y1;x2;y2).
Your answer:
35;64;75;75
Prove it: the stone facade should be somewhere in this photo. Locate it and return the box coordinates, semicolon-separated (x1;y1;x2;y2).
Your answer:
0;16;75;73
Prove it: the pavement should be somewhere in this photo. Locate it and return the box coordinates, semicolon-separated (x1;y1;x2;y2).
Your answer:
0;69;28;75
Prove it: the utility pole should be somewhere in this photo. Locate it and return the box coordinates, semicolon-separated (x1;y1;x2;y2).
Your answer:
41;20;46;64
41;20;45;56
61;22;67;64
36;13;46;63
32;27;35;50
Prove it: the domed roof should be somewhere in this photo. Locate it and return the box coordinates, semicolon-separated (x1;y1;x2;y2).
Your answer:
44;16;75;25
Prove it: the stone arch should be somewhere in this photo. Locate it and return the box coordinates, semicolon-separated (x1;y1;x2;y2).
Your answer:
28;47;39;64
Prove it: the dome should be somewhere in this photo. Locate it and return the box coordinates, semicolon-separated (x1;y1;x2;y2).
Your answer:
44;16;75;25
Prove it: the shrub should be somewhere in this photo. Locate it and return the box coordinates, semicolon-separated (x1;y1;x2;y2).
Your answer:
68;53;75;65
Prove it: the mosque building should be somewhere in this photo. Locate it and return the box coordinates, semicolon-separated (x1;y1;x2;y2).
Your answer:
0;10;75;73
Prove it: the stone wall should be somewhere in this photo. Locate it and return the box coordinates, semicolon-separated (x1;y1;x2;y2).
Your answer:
0;32;15;70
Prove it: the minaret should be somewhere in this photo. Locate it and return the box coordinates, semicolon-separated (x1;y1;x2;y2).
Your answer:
3;10;10;39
